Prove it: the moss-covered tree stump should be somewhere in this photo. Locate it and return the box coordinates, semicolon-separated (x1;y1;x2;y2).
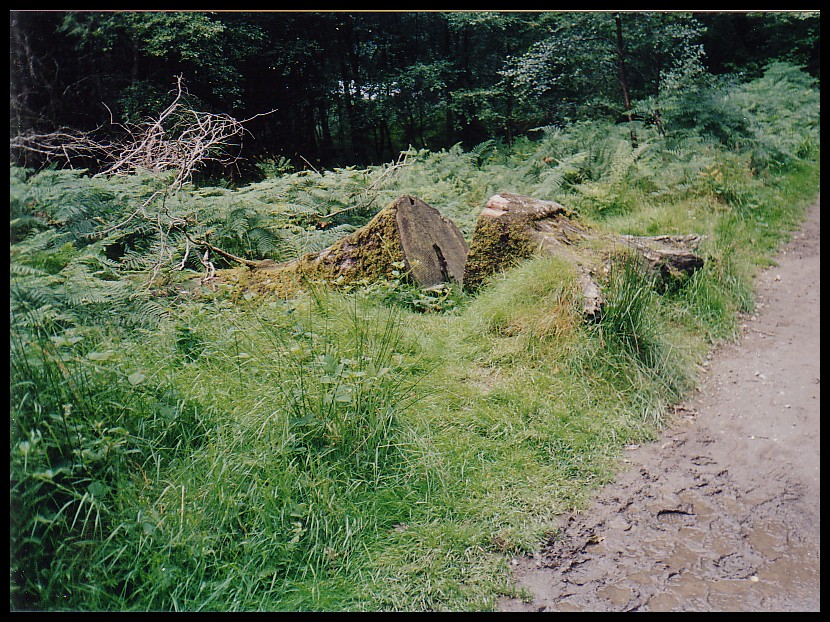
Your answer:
463;192;704;316
221;195;468;298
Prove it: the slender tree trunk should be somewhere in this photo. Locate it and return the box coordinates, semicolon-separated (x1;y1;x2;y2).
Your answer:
130;40;140;86
334;97;347;160
318;100;334;164
417;101;427;147
653;64;667;138
614;13;638;148
443;19;455;146
304;104;319;163
9;13;33;135
338;18;367;162
339;65;361;161
404;108;417;147
381;119;395;160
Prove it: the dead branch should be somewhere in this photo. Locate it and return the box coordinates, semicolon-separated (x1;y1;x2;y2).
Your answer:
199;248;216;283
323;149;412;221
11;75;276;194
183;231;262;269
9;129;113;167
97;76;252;191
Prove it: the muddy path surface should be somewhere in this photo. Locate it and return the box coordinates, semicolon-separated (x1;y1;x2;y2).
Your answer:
498;196;820;612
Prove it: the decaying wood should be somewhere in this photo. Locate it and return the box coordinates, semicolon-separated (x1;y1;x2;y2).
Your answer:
464;192;704;316
221;191;703;314
221;195;468;298
393;195;469;287
615;234;704;280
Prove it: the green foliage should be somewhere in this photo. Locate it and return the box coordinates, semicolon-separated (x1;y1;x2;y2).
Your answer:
696;12;820;80
9;170;169;334
58;12;260;114
10;318;141;608
360;263;466;315
253;155;295;178
13;12;820;171
727;62;821;170
381;282;465;315
500;13;707;128
8;64;821;611
658;62;820;172
571;138;652;217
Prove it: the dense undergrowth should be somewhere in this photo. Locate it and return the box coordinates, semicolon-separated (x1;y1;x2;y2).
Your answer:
10;63;820;611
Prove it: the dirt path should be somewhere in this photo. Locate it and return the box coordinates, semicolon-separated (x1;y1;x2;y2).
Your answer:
498;196;820;612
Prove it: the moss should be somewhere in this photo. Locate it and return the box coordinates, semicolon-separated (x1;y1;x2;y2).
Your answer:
217;263;304;301
217;203;407;301
463;216;537;292
295;205;406;284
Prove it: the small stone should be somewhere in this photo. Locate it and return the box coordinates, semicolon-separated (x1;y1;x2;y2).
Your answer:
608;517;631;531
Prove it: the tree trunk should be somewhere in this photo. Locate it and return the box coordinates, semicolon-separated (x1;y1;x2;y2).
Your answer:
338;19;367;162
614;13;638;148
464;192;704;317
222;195;469;298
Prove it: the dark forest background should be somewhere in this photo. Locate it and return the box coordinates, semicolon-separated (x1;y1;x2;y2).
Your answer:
10;11;820;177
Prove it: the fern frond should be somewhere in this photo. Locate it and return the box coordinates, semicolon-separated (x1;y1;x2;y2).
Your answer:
111;298;169;329
11;228;72;256
245;227;286;259
119;248;160;272
467;139;496;164
529;124;563;138
223;206;251;236
9;263;48;279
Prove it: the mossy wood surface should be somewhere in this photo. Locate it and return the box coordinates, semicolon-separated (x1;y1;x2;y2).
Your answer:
464;192;705;316
219;195;468;298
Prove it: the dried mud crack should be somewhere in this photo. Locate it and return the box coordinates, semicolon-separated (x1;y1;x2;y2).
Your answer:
498;196;820;612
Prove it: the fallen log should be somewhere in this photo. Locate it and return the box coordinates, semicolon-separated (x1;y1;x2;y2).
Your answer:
220;195;468;298
463;192;704;316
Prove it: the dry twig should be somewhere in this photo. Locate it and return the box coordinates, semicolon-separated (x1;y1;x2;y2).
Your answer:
11;74;275;193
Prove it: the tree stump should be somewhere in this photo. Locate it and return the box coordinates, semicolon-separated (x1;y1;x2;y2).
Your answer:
221;195;468;298
463;192;704;316
394;195;469;287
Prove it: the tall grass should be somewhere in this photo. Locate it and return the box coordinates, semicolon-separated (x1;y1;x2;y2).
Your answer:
11;290;447;610
9;309;138;608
